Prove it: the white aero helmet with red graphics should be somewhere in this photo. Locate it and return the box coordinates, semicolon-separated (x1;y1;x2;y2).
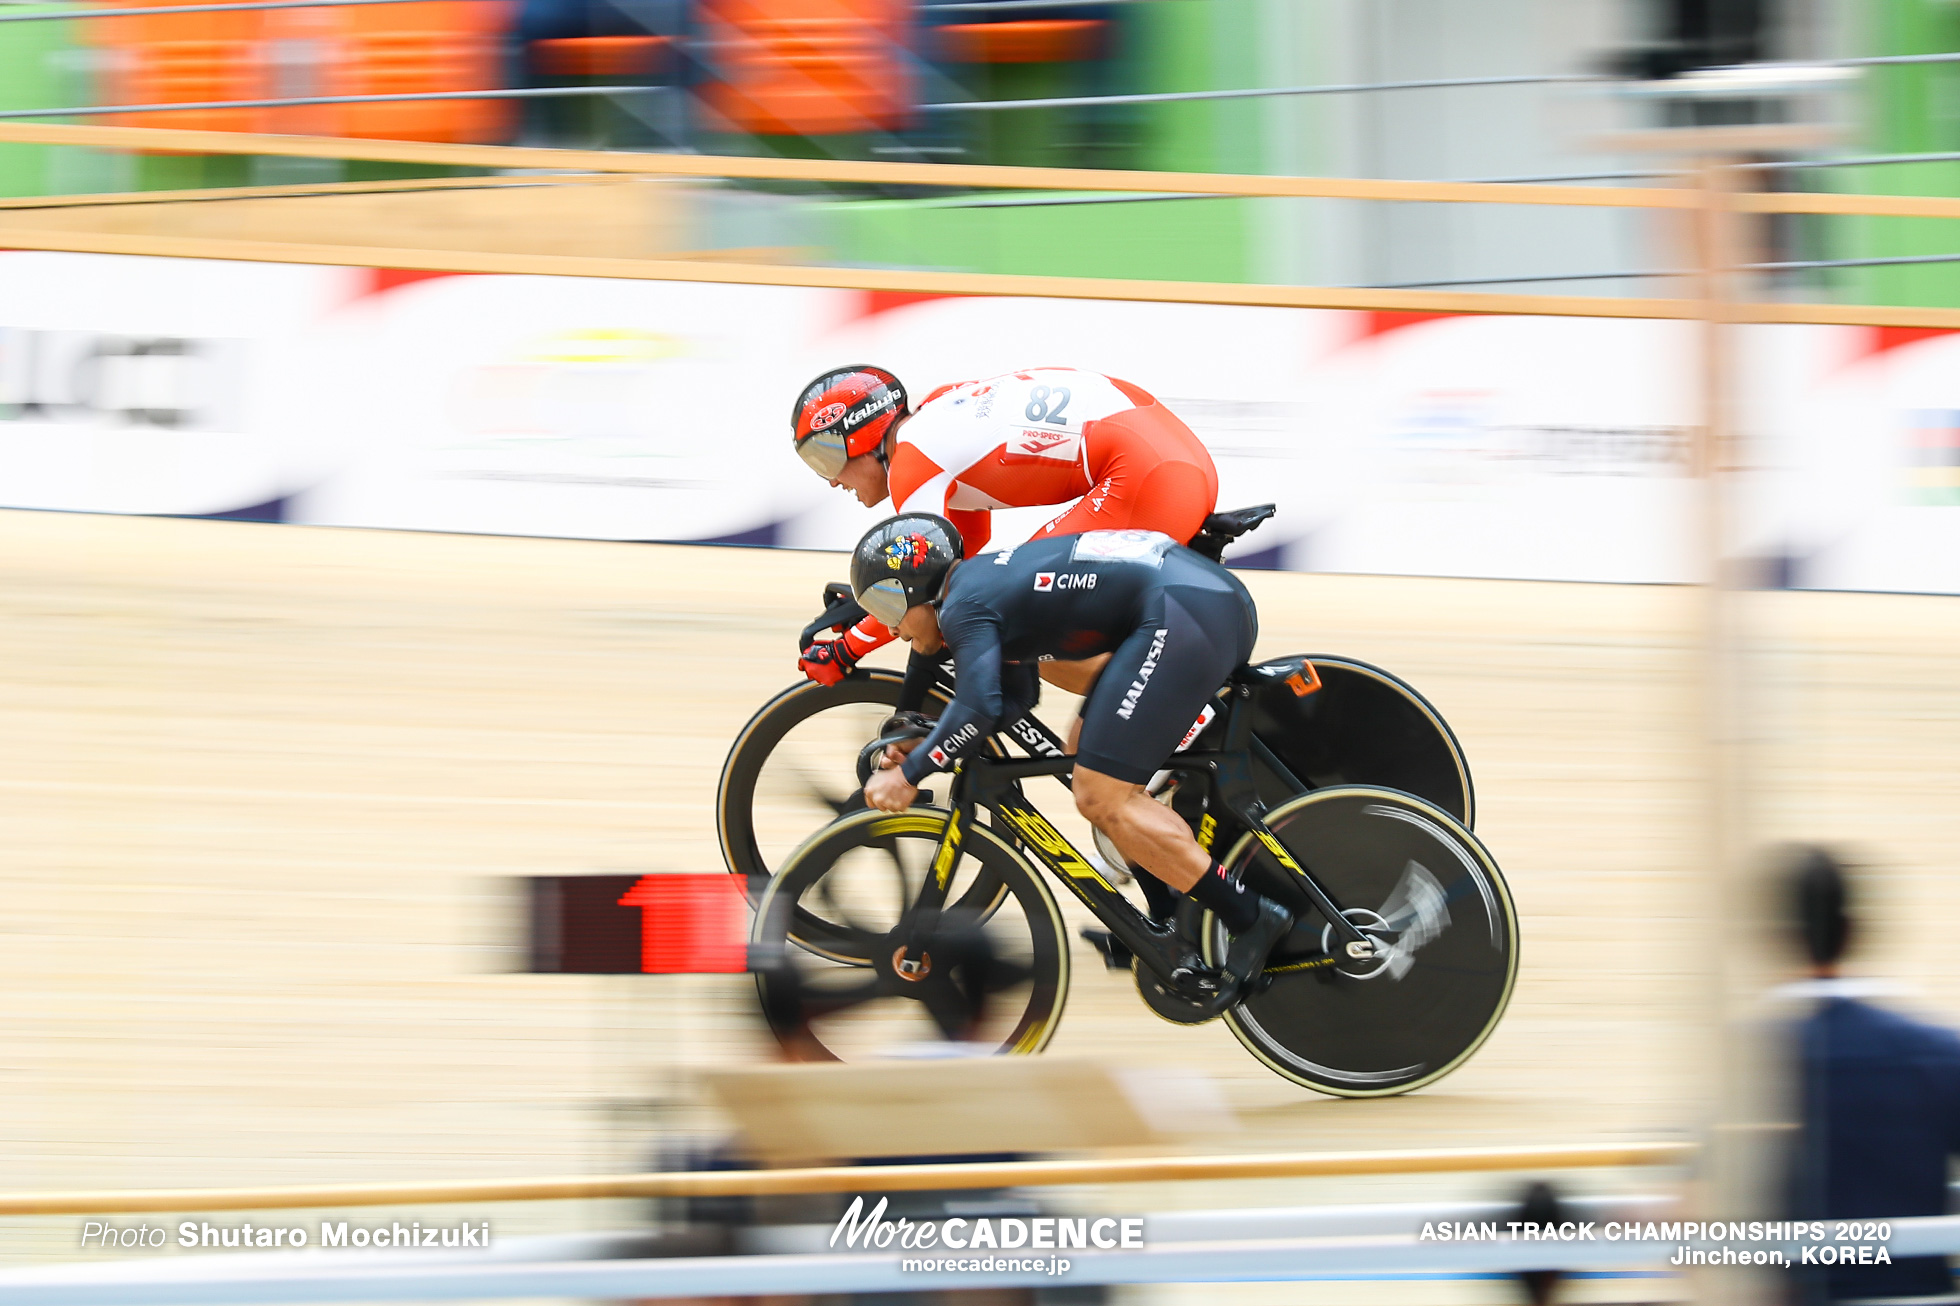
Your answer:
790;365;910;478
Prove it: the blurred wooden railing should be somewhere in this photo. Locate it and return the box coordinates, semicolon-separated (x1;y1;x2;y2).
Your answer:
0;120;1956;327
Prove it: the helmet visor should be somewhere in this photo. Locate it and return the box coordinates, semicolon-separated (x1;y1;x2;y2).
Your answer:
796;428;850;479
857;577;911;628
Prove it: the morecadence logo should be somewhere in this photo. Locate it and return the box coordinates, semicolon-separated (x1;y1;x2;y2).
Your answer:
831;1194;1141;1275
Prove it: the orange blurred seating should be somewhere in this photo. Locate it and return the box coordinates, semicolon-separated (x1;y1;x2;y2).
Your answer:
87;0;515;145
936;19;1106;65
86;0;264;134
699;0;910;137
327;1;513;143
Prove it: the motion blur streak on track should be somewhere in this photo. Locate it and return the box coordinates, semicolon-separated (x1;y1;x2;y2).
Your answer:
3;508;1958;1255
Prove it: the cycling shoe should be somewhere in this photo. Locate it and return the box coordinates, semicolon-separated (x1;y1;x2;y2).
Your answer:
1222;898;1295;987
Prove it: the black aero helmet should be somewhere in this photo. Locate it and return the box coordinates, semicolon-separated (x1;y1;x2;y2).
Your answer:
851;514;964;628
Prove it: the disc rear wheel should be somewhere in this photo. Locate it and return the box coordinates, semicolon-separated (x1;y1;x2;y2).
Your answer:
1208;786;1517;1096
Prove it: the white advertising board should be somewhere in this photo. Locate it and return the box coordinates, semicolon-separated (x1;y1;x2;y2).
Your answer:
0;254;355;517
3;251;1958;595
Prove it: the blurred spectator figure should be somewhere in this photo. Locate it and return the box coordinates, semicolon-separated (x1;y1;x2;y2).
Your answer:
1783;846;1960;1305
1612;0;1786;128
1513;1180;1566;1305
1619;0;1773;82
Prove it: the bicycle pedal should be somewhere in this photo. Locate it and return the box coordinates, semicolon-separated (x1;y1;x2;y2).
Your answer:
1079;928;1133;971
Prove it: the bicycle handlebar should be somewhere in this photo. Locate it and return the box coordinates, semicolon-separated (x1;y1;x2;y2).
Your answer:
798;582;867;652
856;719;934;787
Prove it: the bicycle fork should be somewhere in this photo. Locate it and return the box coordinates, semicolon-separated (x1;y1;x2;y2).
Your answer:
894;797;968;977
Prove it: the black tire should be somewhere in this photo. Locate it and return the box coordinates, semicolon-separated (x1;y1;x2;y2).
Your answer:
718;670;937;900
1206;786;1516;1097
751;808;1070;1062
718;671;1014;959
1260;658;1474;828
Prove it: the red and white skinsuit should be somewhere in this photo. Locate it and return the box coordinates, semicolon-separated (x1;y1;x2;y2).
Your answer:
804;367;1220;681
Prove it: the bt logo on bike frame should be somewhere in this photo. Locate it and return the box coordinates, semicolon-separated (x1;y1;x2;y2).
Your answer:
1033;572;1096;592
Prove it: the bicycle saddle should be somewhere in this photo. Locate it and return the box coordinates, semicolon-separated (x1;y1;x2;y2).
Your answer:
1228;654;1322;694
1201;503;1276;540
1187;504;1275;562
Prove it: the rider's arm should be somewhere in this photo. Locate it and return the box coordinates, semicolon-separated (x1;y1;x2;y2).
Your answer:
892;444;993;554
1001;660;1040;719
800;440;960;681
899;612;1005;786
946;509;991;554
895;644;949;714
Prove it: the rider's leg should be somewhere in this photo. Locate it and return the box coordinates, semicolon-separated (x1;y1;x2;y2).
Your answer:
1051;654;1183;920
1071;582;1290;979
1029;414;1223;921
1076;766;1256;933
1072;767;1206;890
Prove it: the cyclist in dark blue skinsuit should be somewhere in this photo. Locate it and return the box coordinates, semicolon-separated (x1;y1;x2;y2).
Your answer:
850;514;1293;987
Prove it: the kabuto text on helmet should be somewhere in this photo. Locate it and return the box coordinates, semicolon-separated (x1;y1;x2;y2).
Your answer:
792;365;909;478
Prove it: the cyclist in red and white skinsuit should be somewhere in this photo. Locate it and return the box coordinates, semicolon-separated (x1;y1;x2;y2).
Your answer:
790;364;1219;687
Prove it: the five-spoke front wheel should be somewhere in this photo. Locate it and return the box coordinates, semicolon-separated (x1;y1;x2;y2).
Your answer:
751;808;1070;1062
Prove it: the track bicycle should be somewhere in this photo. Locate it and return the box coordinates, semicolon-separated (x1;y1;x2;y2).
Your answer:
716;507;1479;959
748;659;1519;1097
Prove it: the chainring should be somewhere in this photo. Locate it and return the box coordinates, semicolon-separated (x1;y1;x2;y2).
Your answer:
1132;959;1231;1026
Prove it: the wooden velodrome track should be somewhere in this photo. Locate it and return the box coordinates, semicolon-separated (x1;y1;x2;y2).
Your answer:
5;506;1959;1286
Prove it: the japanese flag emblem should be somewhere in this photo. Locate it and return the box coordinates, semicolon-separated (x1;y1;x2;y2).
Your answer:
1033;572;1056;592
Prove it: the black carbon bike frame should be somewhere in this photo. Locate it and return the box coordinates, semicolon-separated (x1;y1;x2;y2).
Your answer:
887;676;1379;1006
